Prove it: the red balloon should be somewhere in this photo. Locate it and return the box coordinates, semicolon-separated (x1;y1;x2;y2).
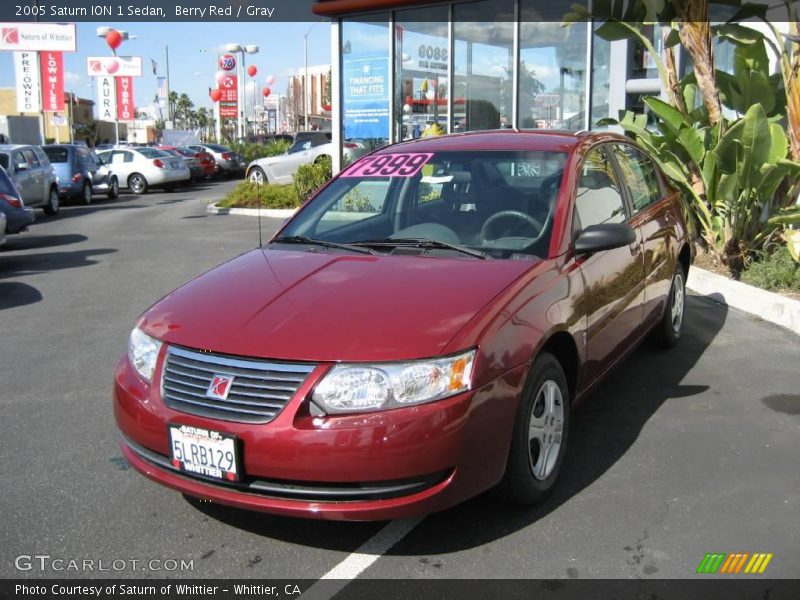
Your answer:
210;89;222;102
247;65;258;77
105;29;122;51
262;87;271;97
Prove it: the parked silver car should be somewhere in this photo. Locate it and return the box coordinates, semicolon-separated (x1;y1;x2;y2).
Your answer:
0;144;60;215
245;136;368;185
97;147;191;194
43;144;119;204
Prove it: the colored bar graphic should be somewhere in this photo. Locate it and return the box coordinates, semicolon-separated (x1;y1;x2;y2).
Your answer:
697;553;726;574
699;552;773;575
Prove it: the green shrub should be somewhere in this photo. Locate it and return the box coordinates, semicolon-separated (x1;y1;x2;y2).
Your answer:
230;140;290;164
741;245;800;293
218;181;301;209
294;155;332;201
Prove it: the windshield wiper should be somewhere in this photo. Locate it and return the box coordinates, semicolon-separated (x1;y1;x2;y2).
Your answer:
271;235;376;255
352;238;488;259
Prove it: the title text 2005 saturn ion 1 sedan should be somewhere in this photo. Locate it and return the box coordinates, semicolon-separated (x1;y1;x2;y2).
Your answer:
115;131;692;521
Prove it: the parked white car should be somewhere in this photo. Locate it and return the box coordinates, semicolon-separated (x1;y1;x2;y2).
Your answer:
246;135;368;185
97;147;191;194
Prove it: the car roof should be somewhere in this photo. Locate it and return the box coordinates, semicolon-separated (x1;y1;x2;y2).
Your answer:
0;144;36;151
375;130;624;154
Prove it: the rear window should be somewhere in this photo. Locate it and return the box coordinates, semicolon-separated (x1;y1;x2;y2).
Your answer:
174;147;195;157
43;146;70;163
138;148;170;159
204;144;229;152
0;154;8;170
0;166;18;195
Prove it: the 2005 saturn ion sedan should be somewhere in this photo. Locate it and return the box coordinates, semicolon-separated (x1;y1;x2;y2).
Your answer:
115;131;692;521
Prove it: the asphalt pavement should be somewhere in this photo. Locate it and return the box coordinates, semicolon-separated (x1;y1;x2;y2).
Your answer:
1;180;798;582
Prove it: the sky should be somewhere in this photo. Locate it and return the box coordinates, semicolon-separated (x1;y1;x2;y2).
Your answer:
0;21;331;117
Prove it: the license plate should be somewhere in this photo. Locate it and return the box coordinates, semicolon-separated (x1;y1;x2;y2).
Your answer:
168;425;240;481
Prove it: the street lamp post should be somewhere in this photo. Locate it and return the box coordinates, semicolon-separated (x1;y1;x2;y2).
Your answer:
225;43;259;140
304;22;324;131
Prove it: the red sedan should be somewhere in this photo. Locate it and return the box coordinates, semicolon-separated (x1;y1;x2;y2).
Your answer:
115;131;692;520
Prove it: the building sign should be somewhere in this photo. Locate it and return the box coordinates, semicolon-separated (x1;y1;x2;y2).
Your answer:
343;56;389;139
116;76;134;121
87;56;143;77
40;51;65;112
219;54;236;72
0;23;77;52
13;50;40;112
96;75;116;121
219;74;238;119
157;76;168;107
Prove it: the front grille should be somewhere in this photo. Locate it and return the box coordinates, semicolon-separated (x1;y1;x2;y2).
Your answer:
161;346;315;423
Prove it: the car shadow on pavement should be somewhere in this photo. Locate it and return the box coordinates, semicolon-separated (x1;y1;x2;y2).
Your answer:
0;247;117;280
187;295;728;552
0;233;88;252
0;281;43;309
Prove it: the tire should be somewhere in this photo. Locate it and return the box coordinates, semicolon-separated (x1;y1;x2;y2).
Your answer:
495;352;570;506
107;177;119;200
652;263;686;348
82;182;92;205
43;187;59;216
162;185;175;192
248;167;266;185
128;173;148;195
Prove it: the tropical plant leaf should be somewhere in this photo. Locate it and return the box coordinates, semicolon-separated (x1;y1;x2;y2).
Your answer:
643;97;689;134
595;21;636;42
677;127;705;165
714;119;745;174
714;23;762;46
767;123;788;164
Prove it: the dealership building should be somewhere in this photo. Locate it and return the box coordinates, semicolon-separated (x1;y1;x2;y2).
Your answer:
312;0;791;170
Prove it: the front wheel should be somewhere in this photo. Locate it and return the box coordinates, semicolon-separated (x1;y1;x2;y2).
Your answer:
43;187;59;216
107;177;119;200
128;173;148;195
248;167;266;185
495;352;570;506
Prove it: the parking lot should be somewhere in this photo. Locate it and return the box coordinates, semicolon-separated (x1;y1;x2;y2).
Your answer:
1;181;799;582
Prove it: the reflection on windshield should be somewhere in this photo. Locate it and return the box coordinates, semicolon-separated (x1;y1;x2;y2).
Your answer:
276;150;565;259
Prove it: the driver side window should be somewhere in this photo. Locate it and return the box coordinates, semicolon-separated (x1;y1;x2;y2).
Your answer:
573;147;627;232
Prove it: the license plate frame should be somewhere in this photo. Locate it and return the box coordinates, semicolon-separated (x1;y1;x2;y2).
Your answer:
168;424;241;482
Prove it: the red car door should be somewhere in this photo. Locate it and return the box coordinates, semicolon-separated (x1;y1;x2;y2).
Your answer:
572;145;645;384
610;143;676;327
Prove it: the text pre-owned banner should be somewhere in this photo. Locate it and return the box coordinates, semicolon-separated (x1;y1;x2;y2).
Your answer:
116;75;134;121
13;50;40;112
40;50;64;112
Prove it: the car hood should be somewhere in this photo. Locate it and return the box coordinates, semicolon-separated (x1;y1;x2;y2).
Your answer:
139;248;536;362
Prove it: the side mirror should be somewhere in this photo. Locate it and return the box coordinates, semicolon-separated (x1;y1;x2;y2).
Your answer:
574;223;636;255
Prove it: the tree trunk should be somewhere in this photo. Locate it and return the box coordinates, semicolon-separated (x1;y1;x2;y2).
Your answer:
663;29;687;115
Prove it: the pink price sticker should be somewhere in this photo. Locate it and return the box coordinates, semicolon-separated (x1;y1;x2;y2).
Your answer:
341;153;434;178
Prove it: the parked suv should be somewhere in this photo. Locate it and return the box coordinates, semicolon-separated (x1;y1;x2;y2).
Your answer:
0;144;59;215
43;144;119;205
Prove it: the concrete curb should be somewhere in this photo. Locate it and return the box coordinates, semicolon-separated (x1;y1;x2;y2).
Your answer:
206;203;297;219
687;266;800;335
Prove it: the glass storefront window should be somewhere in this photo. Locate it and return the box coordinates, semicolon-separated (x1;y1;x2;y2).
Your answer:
590;24;611;129
341;18;391;150
453;0;514;132
394;9;450;141
519;15;587;129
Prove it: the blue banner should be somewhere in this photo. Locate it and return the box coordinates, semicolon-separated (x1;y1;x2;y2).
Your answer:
343;55;389;140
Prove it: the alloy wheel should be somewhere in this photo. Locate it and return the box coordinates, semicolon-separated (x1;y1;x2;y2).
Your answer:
671;272;685;335
528;379;564;481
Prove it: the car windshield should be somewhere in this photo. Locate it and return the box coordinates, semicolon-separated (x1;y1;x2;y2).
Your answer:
138;148;171;159
43;146;69;163
277;150;566;259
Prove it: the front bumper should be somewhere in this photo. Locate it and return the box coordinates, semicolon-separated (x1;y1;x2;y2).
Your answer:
114;351;525;521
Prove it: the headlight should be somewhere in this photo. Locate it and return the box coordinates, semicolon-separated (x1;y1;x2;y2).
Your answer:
312;350;475;414
128;327;162;382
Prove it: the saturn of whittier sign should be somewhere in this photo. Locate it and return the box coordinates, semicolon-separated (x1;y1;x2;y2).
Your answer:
0;23;76;52
86;56;143;78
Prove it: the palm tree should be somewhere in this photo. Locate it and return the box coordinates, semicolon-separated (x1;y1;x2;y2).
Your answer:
168;91;178;123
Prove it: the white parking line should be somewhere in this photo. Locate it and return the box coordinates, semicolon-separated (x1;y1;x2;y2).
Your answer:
302;517;423;598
